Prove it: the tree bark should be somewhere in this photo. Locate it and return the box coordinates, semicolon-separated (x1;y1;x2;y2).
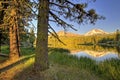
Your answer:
9;23;20;60
34;0;49;71
9;0;20;60
9;8;20;60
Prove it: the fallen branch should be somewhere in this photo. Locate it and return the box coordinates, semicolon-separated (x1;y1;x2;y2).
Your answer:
0;53;8;57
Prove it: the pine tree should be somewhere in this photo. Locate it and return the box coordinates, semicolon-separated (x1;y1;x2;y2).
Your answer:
29;28;35;47
116;29;120;42
0;0;34;60
34;0;104;71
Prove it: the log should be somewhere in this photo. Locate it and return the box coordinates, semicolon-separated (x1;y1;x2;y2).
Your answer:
0;53;8;57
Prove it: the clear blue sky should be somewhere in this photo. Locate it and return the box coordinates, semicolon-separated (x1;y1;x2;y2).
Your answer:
49;0;120;34
32;0;120;34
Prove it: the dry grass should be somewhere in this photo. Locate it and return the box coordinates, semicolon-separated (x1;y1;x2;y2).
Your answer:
1;57;119;80
0;47;119;80
0;56;34;80
0;56;101;80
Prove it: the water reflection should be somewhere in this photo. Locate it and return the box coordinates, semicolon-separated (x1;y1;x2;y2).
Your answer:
48;38;120;61
71;45;120;62
71;50;119;62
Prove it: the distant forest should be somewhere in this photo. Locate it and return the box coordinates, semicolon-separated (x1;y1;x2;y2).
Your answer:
48;29;120;48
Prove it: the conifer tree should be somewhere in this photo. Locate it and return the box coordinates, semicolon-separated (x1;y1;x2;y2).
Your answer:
0;0;34;60
34;0;104;71
116;29;120;42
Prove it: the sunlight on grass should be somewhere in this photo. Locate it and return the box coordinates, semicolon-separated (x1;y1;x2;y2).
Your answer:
0;55;35;80
20;55;35;68
0;47;120;80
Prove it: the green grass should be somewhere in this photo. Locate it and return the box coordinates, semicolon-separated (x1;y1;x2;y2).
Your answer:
1;45;9;54
97;59;120;80
0;46;120;80
49;48;120;80
20;47;35;56
1;45;35;56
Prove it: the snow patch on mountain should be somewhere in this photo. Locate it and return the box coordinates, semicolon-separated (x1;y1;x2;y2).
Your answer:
85;29;109;36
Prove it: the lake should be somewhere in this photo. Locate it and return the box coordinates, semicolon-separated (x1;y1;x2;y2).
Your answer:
71;50;119;62
48;38;120;62
70;45;120;62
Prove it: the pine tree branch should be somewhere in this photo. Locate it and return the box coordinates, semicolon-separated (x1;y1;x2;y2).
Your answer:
49;11;77;31
48;30;66;45
30;21;36;29
50;2;68;8
24;1;38;16
65;0;75;6
48;24;58;38
49;19;57;23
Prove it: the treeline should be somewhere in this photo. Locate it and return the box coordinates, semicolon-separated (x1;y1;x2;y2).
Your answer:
48;29;120;49
0;28;36;47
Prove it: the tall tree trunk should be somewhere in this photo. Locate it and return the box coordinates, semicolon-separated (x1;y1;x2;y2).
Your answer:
9;23;20;60
34;0;49;71
9;7;20;60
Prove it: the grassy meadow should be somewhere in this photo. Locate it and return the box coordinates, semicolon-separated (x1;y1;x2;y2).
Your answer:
0;46;120;80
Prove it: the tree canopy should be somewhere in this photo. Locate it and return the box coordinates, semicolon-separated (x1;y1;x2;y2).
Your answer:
34;0;104;71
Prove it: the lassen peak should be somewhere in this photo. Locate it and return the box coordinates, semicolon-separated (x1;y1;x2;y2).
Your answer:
85;29;109;36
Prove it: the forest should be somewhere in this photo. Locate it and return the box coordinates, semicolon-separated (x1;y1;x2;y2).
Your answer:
0;0;120;80
48;30;120;49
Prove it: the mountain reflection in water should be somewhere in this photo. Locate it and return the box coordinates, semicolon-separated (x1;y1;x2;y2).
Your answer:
70;45;120;62
49;40;120;61
71;50;119;62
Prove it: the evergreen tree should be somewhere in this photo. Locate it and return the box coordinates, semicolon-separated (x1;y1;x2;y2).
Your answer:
29;28;35;47
35;0;104;71
116;29;120;42
0;0;34;60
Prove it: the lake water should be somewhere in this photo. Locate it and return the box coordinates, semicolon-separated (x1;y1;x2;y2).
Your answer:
70;45;120;62
71;51;119;62
49;41;120;62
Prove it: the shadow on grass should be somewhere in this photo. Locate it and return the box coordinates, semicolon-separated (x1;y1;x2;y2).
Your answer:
0;57;8;63
49;47;70;53
13;64;45;80
12;48;71;80
0;54;35;73
1;47;119;80
12;48;102;80
48;48;120;80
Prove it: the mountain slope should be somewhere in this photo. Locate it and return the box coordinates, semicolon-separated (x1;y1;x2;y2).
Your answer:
57;31;80;37
84;29;109;36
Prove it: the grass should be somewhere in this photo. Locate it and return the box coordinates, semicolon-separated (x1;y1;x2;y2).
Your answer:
98;59;120;80
0;46;120;80
49;48;120;80
1;45;9;54
20;47;35;56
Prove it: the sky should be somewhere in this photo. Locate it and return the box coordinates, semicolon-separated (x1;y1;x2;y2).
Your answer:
49;0;120;34
32;0;120;34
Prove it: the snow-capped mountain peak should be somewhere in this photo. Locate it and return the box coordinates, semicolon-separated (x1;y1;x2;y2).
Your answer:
85;29;109;36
